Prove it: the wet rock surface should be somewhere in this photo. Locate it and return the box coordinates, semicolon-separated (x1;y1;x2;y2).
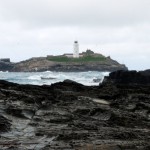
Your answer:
103;70;150;85
0;72;150;149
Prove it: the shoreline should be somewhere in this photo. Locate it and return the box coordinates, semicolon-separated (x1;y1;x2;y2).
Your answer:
0;54;128;72
0;70;150;149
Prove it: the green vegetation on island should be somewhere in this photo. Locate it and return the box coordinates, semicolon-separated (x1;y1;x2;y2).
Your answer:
47;50;106;62
47;55;106;62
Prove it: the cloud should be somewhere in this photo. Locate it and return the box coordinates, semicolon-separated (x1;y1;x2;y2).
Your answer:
0;0;150;70
0;0;150;28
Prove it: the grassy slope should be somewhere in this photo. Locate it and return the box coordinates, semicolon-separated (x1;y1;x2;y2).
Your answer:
47;55;106;63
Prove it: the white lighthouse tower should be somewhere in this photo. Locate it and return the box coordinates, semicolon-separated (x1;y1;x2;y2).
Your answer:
73;41;79;58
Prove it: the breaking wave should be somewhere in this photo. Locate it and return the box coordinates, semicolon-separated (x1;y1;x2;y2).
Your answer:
0;71;110;86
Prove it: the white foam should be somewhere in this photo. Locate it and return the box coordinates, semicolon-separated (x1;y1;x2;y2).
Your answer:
102;72;110;76
0;71;108;86
28;75;41;80
43;71;53;73
0;71;9;73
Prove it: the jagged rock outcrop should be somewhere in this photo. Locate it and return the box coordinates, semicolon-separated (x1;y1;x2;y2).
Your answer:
0;61;14;71
103;70;150;85
0;71;150;149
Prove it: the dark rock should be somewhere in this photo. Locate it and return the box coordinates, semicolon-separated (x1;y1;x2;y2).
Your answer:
93;78;102;83
103;70;150;85
0;115;11;133
0;61;14;71
41;77;56;80
0;76;149;149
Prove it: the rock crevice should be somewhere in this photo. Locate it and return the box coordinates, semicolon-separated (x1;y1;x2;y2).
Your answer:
0;71;149;149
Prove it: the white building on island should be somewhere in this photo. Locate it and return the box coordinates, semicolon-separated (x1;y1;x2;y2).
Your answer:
64;41;83;58
73;41;79;58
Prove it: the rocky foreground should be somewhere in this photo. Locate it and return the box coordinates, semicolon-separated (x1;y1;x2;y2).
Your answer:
0;70;150;150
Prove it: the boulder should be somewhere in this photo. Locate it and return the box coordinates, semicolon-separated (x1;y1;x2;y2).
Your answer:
0;61;14;71
103;70;150;85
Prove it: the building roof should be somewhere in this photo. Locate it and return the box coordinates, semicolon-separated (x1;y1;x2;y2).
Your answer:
63;53;73;55
64;53;83;55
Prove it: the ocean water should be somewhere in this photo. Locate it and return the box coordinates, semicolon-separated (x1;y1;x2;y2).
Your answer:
0;71;109;86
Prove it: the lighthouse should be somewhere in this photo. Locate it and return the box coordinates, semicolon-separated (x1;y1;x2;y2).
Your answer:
73;41;79;58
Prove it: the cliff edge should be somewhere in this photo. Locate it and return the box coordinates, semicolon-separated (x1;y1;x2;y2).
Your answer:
11;51;127;72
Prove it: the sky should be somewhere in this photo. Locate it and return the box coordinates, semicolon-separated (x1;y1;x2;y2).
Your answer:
0;0;150;70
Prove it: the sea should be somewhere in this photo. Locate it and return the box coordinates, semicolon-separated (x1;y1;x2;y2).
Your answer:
0;71;110;86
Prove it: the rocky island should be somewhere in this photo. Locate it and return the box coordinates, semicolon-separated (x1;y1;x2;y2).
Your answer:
0;50;127;72
0;70;149;149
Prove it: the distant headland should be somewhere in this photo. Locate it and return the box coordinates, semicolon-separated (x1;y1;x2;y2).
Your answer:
0;41;127;72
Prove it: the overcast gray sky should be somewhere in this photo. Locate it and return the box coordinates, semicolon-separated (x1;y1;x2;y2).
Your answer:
0;0;150;70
